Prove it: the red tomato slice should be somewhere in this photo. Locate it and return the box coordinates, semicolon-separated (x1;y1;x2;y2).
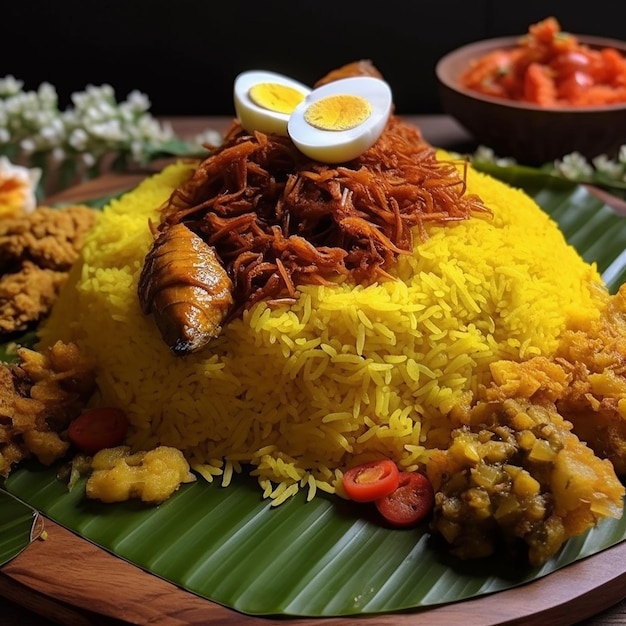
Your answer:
375;471;434;528
342;459;400;503
68;407;129;455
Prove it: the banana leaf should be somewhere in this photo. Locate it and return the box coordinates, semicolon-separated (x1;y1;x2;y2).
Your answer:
0;491;40;566
2;172;626;617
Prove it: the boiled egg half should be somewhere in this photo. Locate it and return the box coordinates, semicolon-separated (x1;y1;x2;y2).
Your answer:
287;76;393;163
233;70;311;136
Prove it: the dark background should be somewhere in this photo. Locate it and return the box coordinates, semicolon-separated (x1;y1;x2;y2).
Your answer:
2;1;626;116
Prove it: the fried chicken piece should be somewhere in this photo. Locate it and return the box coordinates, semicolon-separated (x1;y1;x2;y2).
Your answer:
0;204;98;336
0;261;68;333
0;341;96;477
0;204;98;272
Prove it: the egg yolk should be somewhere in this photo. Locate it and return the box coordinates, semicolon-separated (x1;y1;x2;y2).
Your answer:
303;94;372;131
248;83;306;115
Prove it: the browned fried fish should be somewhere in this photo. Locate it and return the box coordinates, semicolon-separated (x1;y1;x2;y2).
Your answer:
138;222;234;355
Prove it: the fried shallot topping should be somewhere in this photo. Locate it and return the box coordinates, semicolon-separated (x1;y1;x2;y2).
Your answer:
156;115;491;315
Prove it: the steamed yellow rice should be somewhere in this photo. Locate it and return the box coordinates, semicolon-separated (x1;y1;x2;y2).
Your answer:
38;157;606;505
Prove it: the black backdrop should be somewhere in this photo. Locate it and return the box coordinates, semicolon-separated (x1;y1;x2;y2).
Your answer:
3;1;626;116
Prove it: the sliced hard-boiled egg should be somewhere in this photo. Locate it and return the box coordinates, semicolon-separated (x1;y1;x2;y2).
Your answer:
287;76;393;163
0;156;41;218
233;70;311;136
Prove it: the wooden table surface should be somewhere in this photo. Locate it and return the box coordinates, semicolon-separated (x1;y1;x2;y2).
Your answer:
2;115;626;626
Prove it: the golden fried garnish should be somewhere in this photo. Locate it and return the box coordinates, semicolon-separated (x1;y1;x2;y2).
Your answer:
0;340;96;477
137;63;489;354
138;222;234;355
85;445;196;504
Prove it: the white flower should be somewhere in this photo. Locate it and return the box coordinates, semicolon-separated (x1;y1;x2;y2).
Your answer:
68;128;89;151
552;152;594;181
592;154;625;179
0;75;24;97
124;89;151;112
80;152;96;168
194;128;223;148
472;144;516;167
51;146;66;163
19;138;37;154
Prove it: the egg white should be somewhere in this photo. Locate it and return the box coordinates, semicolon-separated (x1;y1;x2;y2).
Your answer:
233;70;311;136
287;76;393;163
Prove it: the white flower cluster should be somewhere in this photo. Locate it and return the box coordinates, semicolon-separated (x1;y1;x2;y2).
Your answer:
0;76;176;169
471;145;517;168
552;147;626;184
469;143;626;191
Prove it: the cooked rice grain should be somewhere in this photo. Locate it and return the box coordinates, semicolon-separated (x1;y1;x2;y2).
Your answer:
38;158;606;502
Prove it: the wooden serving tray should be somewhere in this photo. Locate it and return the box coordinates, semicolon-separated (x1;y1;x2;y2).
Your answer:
3;516;626;625
2;171;626;626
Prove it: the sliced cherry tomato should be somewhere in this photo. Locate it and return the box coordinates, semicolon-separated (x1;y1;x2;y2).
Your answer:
342;459;400;503
68;407;129;455
375;471;434;528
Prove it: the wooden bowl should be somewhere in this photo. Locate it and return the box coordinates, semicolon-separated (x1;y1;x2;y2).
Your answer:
435;35;626;165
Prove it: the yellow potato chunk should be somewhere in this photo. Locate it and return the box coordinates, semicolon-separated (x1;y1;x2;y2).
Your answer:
86;445;196;504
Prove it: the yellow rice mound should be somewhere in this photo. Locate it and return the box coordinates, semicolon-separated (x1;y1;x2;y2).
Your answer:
38;158;607;505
